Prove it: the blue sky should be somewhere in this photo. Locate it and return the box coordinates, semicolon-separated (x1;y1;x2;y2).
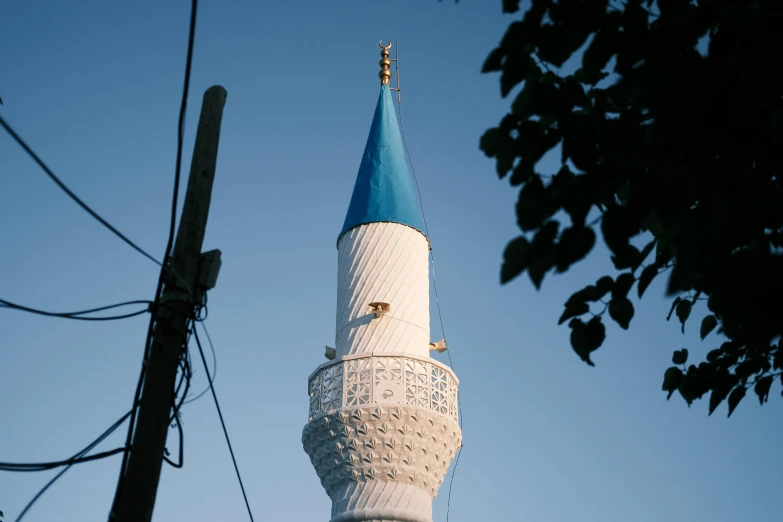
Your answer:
1;1;780;521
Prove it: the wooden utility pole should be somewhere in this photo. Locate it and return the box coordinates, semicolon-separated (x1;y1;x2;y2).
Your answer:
113;85;227;522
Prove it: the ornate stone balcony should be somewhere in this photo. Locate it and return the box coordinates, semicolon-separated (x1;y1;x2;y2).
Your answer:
303;353;462;504
307;353;459;424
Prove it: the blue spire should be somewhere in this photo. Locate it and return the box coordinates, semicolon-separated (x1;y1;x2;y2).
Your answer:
339;84;426;240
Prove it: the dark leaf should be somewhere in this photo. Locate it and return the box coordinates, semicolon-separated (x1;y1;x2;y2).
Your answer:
706;348;722;363
754;376;774;405
707;294;719;313
510;157;536;186
482;48;505;73
700;315;718;340
565;277;613;307
497;21;536;96
601;205;639;254
608;297;634;329
610;244;642;270
537;23;591;68
596;276;613;294
496;147;515;179
676;299;692;333
554;173;593;225
500;236;530;284
667;259;698;296
709;384;731;416
527;257;549;289
538;114;557;128
526;220;559;286
502;0;521;14
479;127;501;157
584;316;606;351
612;273;635;298
555;226;596;271
667;297;682;321
638;265;657;298
569;316;605;366
568;319;590;365
662;366;683;399
511;79;537;118
581;29;618;85
727;386;746;418
639;240;656;264
563;113;600;171
736;359;762;381
558;301;590;325
500;51;540;98
516;176;550;230
672;348;688;365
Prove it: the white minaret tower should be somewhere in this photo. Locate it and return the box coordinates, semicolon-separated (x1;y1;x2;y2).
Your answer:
302;42;461;522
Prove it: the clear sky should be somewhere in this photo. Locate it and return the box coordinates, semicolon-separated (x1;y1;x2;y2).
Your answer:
1;1;780;521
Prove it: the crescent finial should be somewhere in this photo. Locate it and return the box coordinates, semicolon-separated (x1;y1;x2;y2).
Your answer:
378;40;393;85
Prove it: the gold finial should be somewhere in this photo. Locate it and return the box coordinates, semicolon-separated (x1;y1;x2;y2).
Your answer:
378;40;392;85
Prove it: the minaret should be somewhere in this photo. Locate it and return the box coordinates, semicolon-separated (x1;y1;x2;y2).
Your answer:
302;42;462;522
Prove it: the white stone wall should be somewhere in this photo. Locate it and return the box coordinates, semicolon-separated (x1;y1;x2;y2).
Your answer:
336;222;430;359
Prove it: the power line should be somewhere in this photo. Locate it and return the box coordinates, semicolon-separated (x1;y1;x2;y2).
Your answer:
445;445;463;522
12;411;131;522
396;99;456;372
0;298;151;321
396;90;465;522
164;324;194;469
193;324;256;522
0;448;126;472
111;0;199;512
0;115;162;267
183;319;217;405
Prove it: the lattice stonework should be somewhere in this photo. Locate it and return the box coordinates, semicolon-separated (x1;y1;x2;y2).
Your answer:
404;358;429;409
308;375;320;421
321;364;343;413
345;357;373;407
309;354;458;423
449;374;459;420
375;357;402;383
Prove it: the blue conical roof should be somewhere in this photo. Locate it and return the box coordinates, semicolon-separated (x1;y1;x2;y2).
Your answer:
339;85;426;241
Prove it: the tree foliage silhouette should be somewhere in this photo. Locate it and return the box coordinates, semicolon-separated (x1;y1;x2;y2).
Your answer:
480;0;783;416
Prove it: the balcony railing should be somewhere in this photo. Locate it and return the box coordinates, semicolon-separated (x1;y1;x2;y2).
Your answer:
307;353;459;424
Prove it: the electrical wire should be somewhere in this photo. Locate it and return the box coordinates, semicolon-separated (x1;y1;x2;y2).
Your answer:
0;448;126;472
396;97;456;371
163;411;185;469
445;445;463;522
12;411;131;522
164;327;194;469
0;298;151;321
110;0;199;514
397;90;464;522
1;411;131;473
193;324;256;522
0;116;162;267
183;319;217;405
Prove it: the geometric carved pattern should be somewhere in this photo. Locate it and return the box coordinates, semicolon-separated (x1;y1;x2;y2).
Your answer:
345;358;372;407
308;354;459;424
321;364;343;413
302;404;462;500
